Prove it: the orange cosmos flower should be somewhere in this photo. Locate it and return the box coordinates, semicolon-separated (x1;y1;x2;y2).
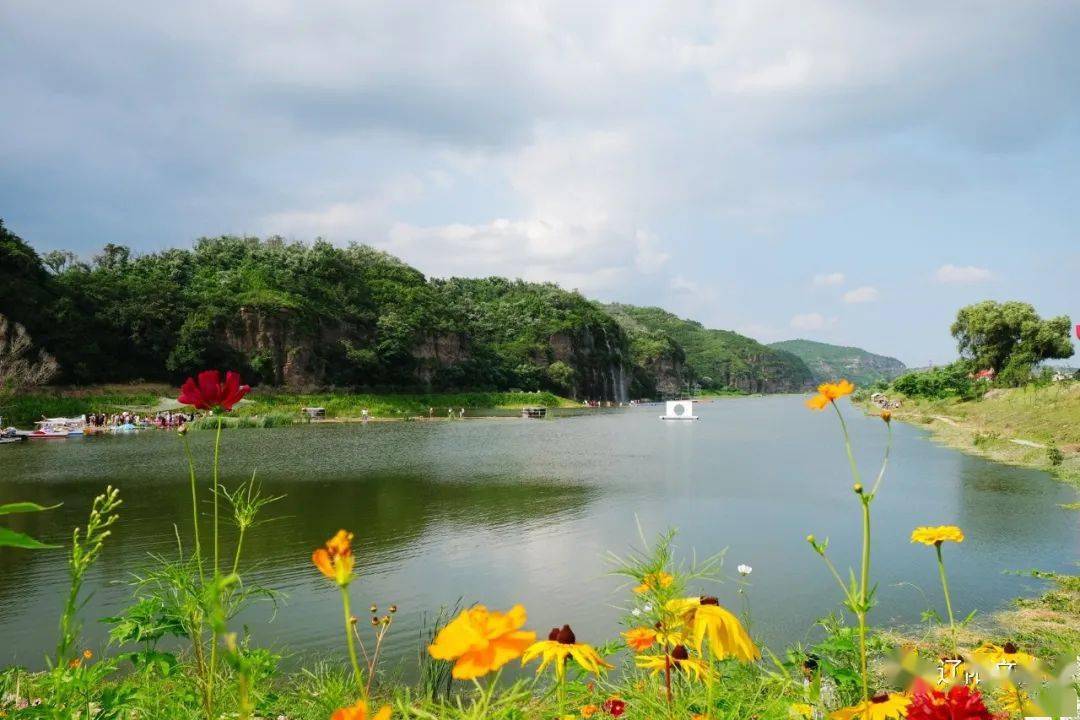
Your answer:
331;700;392;720
622;626;658;652
428;604;537;680
312;530;355;587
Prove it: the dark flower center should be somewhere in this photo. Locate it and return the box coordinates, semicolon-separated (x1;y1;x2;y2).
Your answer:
871;693;890;704
553;624;576;645
1003;642;1018;654
671;644;689;661
700;596;719;606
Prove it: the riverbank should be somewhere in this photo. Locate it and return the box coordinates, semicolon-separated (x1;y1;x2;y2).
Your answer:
0;384;580;427
863;382;1080;488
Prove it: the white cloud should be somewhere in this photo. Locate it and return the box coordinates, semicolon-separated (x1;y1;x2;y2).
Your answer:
842;286;879;303
935;264;995;284
812;272;846;287
790;312;838;331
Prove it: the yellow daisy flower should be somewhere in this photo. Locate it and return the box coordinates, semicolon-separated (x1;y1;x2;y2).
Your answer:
829;692;909;720
635;645;710;682
910;526;964;546
522;624;612;680
667;596;760;662
971;641;1039;673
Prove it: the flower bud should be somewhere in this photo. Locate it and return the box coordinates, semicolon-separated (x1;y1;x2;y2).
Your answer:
853;483;863;494
805;534;816;544
880;410;892;423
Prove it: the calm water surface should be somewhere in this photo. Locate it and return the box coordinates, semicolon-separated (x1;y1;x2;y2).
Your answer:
1;396;1077;672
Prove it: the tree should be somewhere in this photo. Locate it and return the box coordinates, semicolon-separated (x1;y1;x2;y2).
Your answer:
950;301;1073;381
0;314;59;394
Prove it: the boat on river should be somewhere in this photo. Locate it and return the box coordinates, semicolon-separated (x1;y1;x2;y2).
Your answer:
659;399;699;420
29;417;85;438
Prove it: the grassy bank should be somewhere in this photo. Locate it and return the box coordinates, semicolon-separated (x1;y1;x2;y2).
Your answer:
865;382;1080;486
0;385;576;427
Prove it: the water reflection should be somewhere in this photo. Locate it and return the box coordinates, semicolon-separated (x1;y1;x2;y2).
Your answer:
0;398;1075;671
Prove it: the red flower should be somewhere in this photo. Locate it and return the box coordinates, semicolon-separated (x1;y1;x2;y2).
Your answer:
177;370;250;411
602;697;626;717
907;679;1000;720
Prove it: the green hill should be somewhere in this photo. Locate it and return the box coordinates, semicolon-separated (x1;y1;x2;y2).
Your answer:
606;304;814;393
768;338;906;386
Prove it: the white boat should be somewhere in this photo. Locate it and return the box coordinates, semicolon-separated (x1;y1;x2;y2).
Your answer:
30;417;86;438
659;399;699;420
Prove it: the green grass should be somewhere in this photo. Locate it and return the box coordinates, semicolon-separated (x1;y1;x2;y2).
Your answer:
0;385;576;427
869;381;1080;485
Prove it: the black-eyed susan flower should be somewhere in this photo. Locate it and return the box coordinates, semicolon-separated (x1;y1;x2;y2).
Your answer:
521;624;612;680
829;692;909;720
635;645;709;682
910;526;964;546
971;641;1039;673
667;597;760;662
428;604;536;680
312;530;356;587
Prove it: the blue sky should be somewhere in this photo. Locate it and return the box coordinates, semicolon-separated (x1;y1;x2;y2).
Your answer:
2;2;1078;366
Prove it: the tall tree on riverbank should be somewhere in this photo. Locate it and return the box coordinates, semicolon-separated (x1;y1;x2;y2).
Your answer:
951;300;1073;384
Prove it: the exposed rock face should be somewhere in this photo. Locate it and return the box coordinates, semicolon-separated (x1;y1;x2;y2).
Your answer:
223;307;325;387
539;328;631;402
411;332;469;385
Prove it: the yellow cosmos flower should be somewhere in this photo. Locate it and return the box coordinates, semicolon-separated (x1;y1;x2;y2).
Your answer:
522;624;612;680
580;704;598;718
635;645;710;682
428;604;536;680
634;571;674;594
806;380;855;410
331;700;392;720
789;703;815;719
829;692;909;720
621;626;657;652
971;641;1039;672
312;530;356;586
910;526;964;546
667;597;760;662
820;380;855;400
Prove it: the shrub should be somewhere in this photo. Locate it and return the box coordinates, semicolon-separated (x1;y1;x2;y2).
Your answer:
1047;443;1064;466
891;362;976;400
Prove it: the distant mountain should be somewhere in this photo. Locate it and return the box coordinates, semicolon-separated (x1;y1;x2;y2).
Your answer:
768;339;906;386
606;304;815;394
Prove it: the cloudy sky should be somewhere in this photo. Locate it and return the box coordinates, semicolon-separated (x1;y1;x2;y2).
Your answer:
2;1;1078;365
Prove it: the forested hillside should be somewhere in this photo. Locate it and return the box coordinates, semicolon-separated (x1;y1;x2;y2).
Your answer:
769;339;906;386
605;304;814;393
4;220;825;398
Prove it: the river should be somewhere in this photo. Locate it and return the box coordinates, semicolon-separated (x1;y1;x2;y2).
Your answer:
0;396;1076;673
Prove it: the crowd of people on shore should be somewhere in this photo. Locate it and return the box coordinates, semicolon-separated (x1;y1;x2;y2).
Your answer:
83;410;195;429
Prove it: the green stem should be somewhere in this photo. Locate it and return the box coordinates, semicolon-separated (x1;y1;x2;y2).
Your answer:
831;401;862;485
231;526;246;577
213;416;222;575
857;497;871;705
936;544;956;632
181;433;204;579
340;586;366;700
